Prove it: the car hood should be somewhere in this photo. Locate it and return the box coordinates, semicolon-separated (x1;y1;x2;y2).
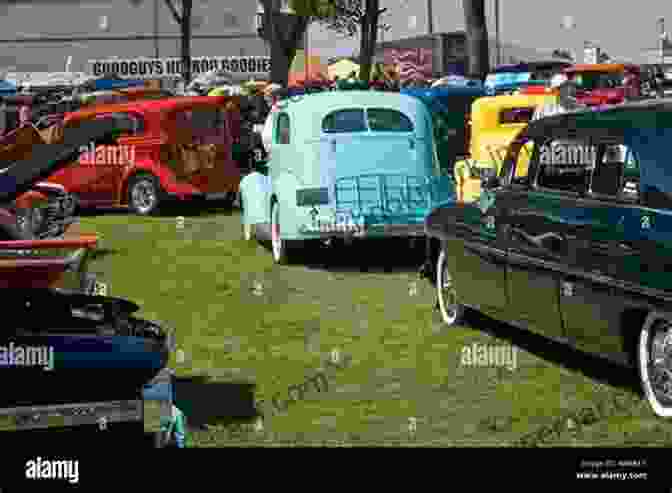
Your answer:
0;117;132;203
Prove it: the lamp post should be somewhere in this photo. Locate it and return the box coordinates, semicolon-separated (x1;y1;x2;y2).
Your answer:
154;0;159;59
494;0;500;66
426;0;433;35
659;17;666;66
561;15;576;62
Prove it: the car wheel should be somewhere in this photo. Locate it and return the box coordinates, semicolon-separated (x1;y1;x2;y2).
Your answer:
270;201;301;265
436;248;463;326
638;317;672;417
61;192;79;217
243;222;255;241
128;174;161;215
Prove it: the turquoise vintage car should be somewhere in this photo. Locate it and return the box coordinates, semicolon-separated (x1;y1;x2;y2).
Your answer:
239;90;456;264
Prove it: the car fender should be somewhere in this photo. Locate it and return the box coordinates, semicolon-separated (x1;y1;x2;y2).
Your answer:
14;190;48;209
271;172;303;240
240;171;271;226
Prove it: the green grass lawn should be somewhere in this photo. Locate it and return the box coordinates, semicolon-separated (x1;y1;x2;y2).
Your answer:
80;206;672;446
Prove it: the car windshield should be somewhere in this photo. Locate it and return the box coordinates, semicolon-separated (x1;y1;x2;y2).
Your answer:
571;71;624;90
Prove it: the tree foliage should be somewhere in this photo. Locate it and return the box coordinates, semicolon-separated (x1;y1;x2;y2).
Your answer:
552;49;574;61
260;0;310;86
294;0;389;82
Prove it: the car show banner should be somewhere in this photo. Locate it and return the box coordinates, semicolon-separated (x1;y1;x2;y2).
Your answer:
384;48;433;84
89;56;271;79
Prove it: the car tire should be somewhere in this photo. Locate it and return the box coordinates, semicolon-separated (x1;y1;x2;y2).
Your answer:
221;191;238;209
128;174;161;216
243;222;255;241
61;192;79;217
239;195;254;241
436;248;464;326
270;200;302;265
638;317;672;417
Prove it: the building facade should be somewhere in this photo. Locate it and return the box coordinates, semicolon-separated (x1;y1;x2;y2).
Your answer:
0;0;268;76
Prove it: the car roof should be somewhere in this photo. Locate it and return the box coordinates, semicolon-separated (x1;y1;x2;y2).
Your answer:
402;86;486;98
275;90;431;140
492;61;571;73
64;95;232;121
473;93;556;110
522;99;672;140
564;63;638;73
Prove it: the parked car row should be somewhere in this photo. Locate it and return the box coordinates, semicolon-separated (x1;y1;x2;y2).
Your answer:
234;69;672;419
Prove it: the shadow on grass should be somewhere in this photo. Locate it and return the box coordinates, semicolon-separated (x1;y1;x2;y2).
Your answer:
77;207;130;217
173;375;259;429
158;203;238;218
88;247;121;261
464;309;642;396
78;204;239;218
297;238;427;274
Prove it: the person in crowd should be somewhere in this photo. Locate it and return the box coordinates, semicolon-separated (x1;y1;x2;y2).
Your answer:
19;104;32;127
0;99;6;136
159;403;187;448
261;84;283;157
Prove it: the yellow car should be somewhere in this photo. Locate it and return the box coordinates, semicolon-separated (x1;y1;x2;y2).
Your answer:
454;93;557;202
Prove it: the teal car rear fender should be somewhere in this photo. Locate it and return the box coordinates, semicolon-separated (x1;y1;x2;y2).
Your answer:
272;172;314;241
239;171;271;227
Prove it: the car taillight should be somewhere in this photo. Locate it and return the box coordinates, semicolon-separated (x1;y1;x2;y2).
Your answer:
296;188;329;206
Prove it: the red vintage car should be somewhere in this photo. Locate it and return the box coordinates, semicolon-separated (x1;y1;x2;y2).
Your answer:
563;63;641;106
44;96;243;215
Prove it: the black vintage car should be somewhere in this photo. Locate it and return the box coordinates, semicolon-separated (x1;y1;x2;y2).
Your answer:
425;100;672;417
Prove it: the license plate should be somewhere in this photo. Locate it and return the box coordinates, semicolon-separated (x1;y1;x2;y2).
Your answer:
334;212;354;226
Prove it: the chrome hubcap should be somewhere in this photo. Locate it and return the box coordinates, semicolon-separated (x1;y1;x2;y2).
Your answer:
62;194;76;216
437;251;459;323
649;327;672;403
132;180;156;213
31;208;44;232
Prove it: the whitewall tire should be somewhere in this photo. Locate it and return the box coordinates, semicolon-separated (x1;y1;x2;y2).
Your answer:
436;248;463;326
638;317;672;417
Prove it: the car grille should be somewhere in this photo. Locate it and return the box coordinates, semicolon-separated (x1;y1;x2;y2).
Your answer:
334;173;455;223
34;191;69;239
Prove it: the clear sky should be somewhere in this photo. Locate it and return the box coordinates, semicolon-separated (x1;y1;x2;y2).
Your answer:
307;0;672;61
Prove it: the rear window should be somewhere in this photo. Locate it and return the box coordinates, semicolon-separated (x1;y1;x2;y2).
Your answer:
173;108;226;136
367;108;414;132
571;71;624;90
322;109;366;133
89;112;144;135
499;107;535;124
